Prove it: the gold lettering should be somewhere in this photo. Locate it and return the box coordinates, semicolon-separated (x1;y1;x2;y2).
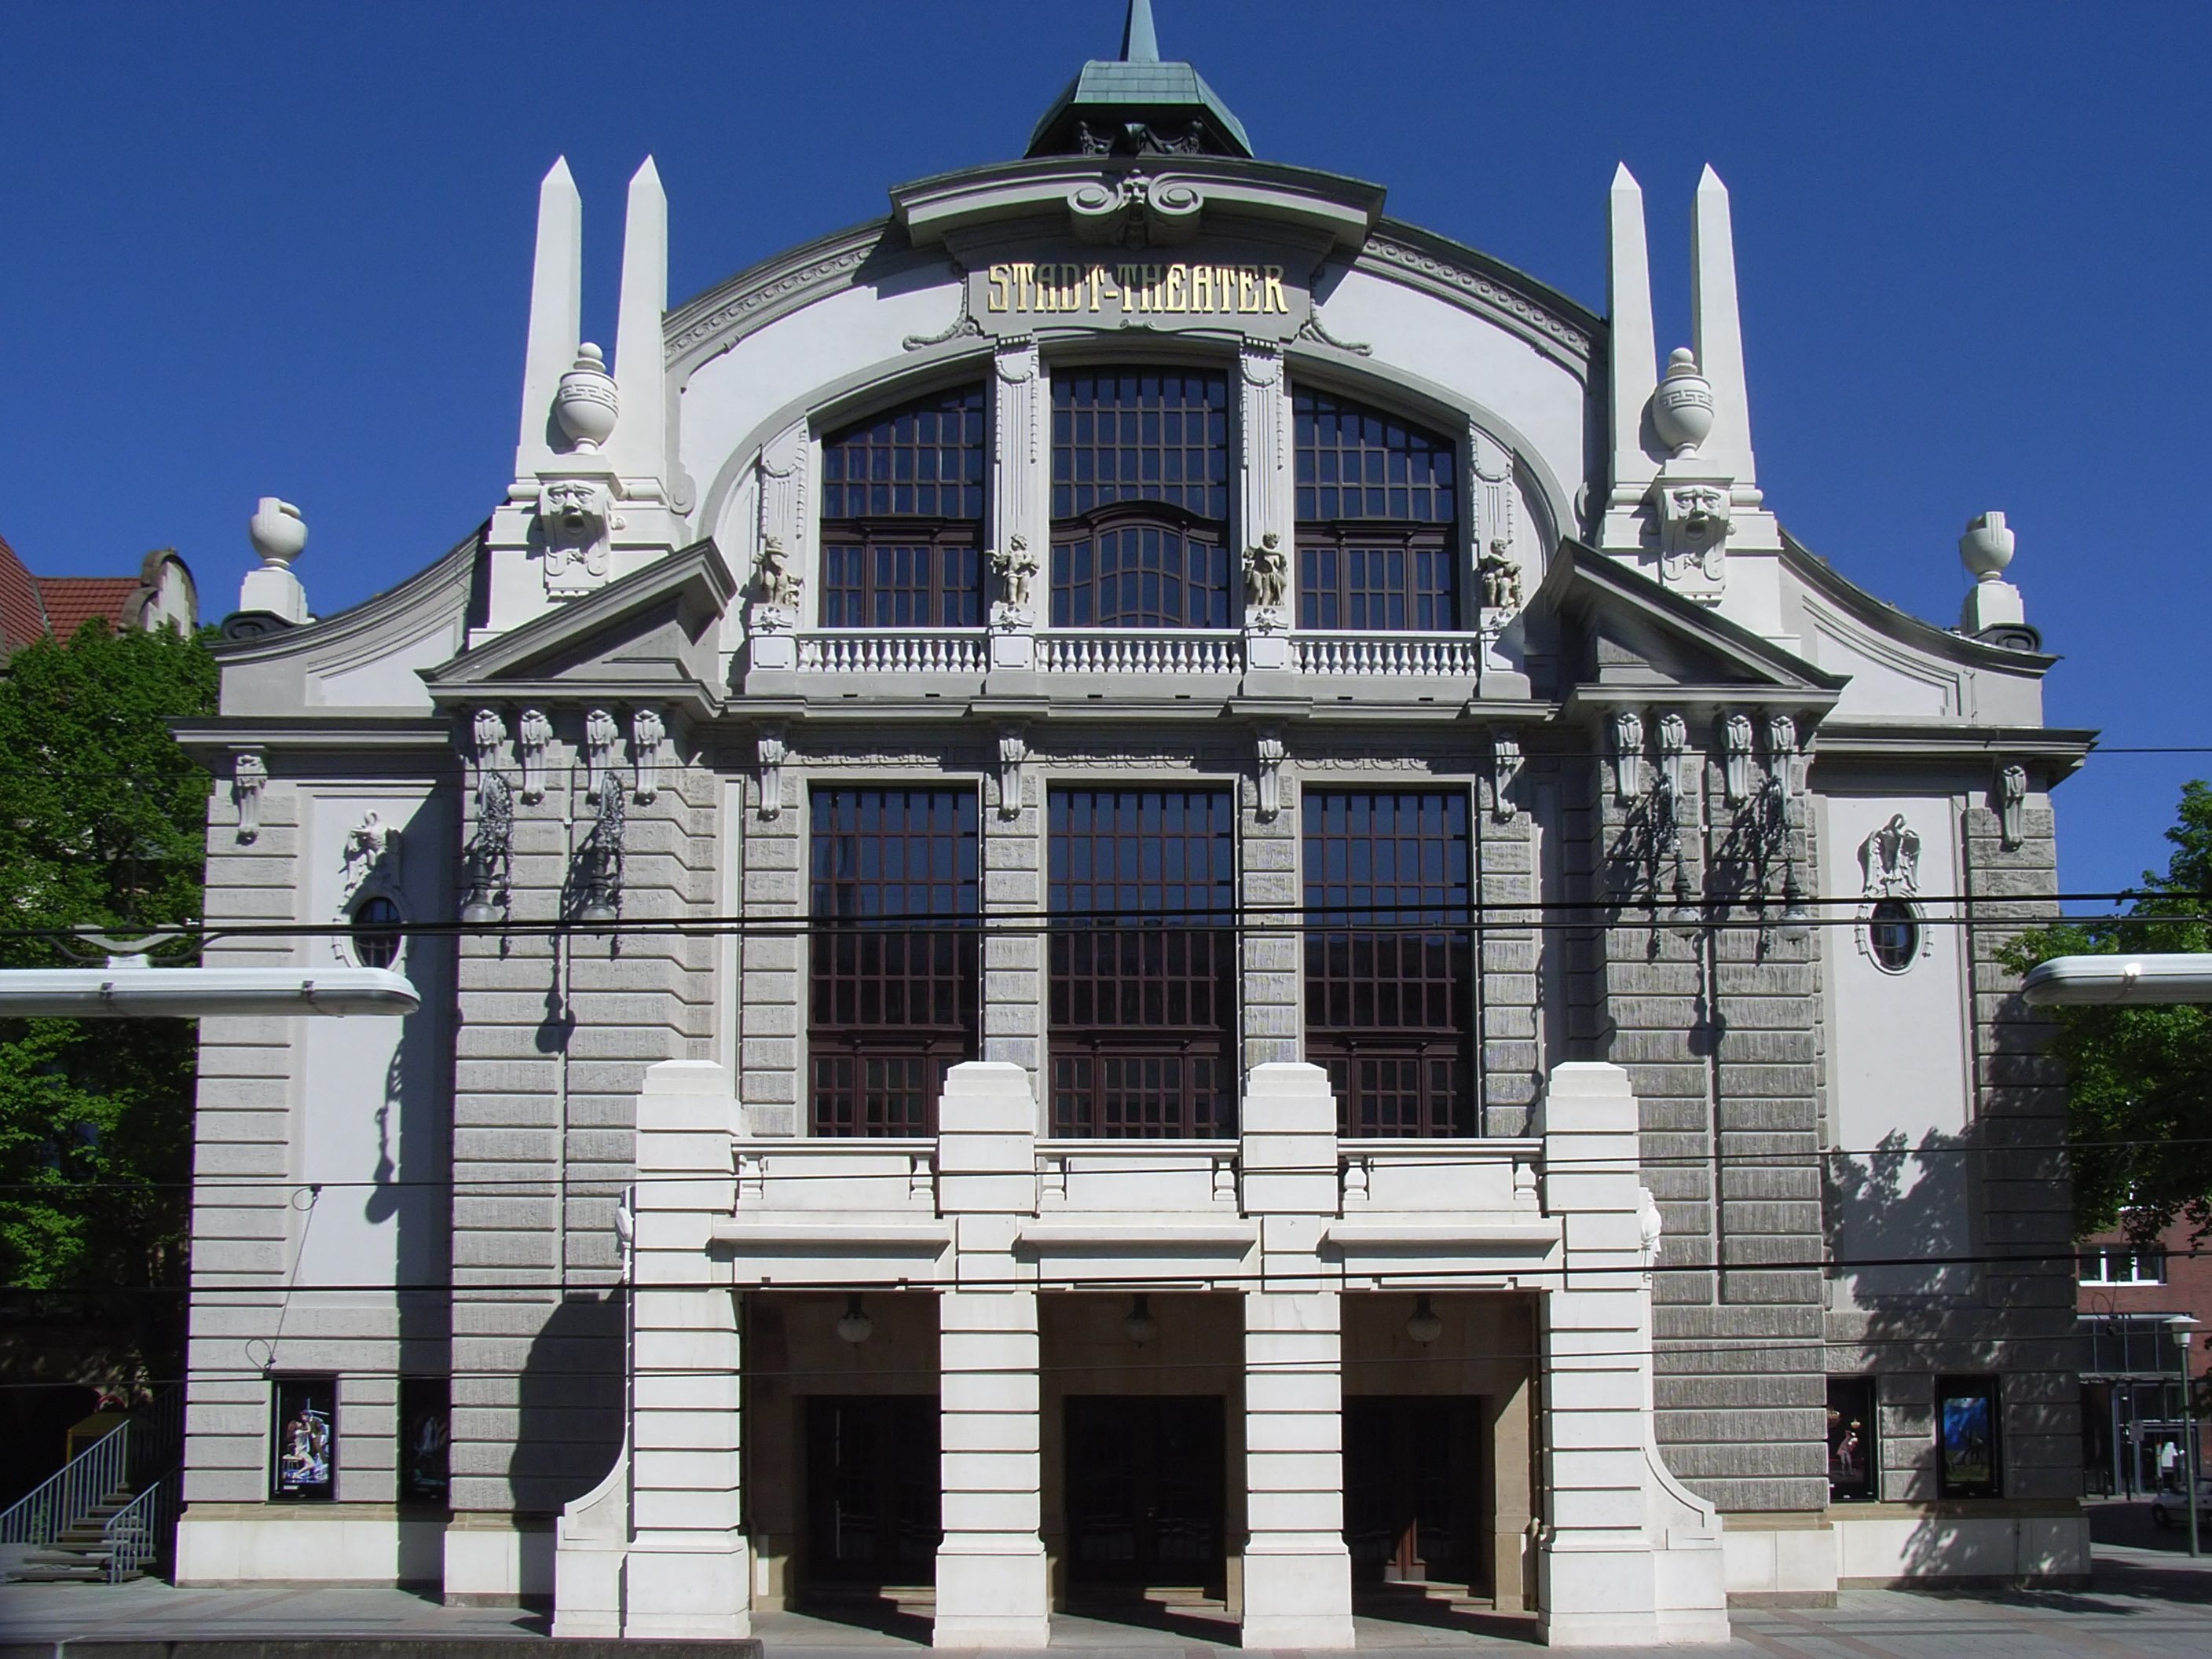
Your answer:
987;265;1011;313
1237;266;1258;313
1192;264;1214;313
1013;262;1036;311
1066;263;1086;311
1264;265;1288;313
1164;263;1188;312
1089;264;1108;311
1116;264;1142;311
1144;264;1164;311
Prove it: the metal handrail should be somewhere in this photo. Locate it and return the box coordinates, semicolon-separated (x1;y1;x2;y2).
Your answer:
0;1387;181;1549
101;1464;181;1583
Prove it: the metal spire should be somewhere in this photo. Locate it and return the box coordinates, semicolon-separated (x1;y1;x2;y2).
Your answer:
1121;0;1159;63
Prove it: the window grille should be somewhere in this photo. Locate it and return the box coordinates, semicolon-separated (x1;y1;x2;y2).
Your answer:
1303;789;1475;1135
1051;370;1232;628
819;386;987;627
1295;390;1459;632
808;786;979;1135
1049;787;1236;1137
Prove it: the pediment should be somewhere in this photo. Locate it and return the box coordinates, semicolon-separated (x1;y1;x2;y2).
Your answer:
420;538;736;718
1536;540;1846;713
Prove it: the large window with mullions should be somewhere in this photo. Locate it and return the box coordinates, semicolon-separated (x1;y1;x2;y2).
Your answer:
819;386;987;628
1051;369;1234;628
1304;790;1476;1136
1295;390;1459;632
1049;788;1236;1137
808;786;980;1136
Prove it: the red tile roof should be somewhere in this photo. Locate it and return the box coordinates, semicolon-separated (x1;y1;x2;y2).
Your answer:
0;533;48;651
36;577;142;640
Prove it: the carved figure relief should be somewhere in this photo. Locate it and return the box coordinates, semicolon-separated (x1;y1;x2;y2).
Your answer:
583;709;621;804
1637;1185;1664;1285
632;709;665;804
753;536;804;618
997;728;1029;820
990;536;1038;629
1723;713;1756;805
518;709;553;804
341;809;402;903
1610;708;1645;804
233;749;268;843
1997;764;2028;850
757;729;788;821
1655;482;1732;602
1476;548;1523;613
1243;533;1288;624
1490;732;1522;822
539;477;622;598
1254;732;1287;822
1860;815;1923;899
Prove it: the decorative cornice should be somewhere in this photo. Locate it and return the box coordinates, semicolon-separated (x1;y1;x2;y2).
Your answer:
665;231;882;372
1359;229;1594;363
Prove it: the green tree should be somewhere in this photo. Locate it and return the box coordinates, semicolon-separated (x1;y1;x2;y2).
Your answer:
2003;780;2212;1240
0;619;215;1380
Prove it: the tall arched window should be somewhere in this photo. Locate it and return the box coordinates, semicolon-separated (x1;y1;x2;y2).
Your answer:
1051;368;1233;628
819;385;987;627
1295;390;1459;632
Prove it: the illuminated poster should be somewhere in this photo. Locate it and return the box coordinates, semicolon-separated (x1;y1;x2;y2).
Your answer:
271;1375;336;1501
1936;1376;2000;1499
399;1375;450;1505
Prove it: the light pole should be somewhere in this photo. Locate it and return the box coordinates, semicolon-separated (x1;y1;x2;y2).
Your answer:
2170;1315;2199;1558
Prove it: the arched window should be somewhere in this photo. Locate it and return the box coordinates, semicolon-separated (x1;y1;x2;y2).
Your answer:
1051;368;1232;629
1866;899;1919;972
819;385;987;627
352;894;403;970
1295;390;1459;632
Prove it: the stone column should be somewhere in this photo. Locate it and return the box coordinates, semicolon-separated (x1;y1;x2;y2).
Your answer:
1239;1062;1354;1649
623;1060;746;1637
934;1062;1049;1648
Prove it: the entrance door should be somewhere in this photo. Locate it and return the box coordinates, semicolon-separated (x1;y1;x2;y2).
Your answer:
804;1396;941;1585
1343;1396;1480;1587
1064;1396;1225;1585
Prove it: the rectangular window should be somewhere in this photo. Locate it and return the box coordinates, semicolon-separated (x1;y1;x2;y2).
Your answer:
1294;390;1459;632
819;386;987;628
270;1375;337;1503
1936;1376;2001;1499
808;786;980;1135
398;1375;450;1505
1826;1376;1877;1502
1049;788;1236;1137
1303;790;1475;1135
2080;1247;2167;1285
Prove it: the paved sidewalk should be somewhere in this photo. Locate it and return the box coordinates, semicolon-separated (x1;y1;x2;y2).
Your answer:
5;1506;2211;1657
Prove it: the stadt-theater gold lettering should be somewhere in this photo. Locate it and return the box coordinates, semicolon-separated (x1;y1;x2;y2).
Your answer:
986;261;1292;317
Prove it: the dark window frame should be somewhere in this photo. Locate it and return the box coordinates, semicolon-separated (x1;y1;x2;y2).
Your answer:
1303;789;1477;1137
1050;369;1235;631
807;786;981;1137
818;386;987;629
269;1374;338;1503
1936;1375;2002;1499
1826;1376;1877;1503
1048;786;1236;1138
398;1374;450;1507
1293;389;1461;634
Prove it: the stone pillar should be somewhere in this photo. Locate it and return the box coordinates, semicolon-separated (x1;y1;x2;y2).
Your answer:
1535;1061;1727;1646
623;1060;746;1637
1239;1062;1354;1650
934;1062;1049;1648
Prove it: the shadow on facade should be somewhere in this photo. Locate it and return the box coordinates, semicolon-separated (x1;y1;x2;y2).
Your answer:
513;1291;625;1514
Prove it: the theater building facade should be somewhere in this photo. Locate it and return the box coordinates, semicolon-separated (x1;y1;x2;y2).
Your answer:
173;12;2092;1645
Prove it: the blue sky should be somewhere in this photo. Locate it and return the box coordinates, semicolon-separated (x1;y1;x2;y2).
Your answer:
2;2;2206;898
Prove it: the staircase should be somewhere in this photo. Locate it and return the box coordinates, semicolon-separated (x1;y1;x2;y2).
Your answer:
0;1390;182;1584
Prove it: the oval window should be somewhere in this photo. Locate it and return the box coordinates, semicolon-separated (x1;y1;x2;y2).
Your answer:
1867;898;1918;972
353;894;403;970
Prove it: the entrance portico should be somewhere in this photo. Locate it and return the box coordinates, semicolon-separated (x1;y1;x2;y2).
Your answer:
558;1056;1727;1646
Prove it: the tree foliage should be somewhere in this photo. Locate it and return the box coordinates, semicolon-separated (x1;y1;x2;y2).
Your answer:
0;620;215;1377
2002;781;2212;1241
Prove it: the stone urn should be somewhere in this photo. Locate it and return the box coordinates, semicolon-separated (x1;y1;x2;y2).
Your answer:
247;498;307;566
1958;511;2015;582
1651;347;1715;457
555;342;620;452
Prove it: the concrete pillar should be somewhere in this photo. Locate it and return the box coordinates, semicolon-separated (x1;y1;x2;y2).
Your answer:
1239;1061;1353;1649
934;1061;1049;1648
624;1060;748;1638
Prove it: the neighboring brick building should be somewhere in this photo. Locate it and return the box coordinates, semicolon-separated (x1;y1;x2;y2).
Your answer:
0;531;197;654
2078;1225;2212;1496
166;0;2093;1640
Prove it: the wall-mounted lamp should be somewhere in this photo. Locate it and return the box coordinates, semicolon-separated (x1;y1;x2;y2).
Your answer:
1123;1294;1158;1348
1405;1293;1443;1346
1778;873;1813;947
836;1293;873;1346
